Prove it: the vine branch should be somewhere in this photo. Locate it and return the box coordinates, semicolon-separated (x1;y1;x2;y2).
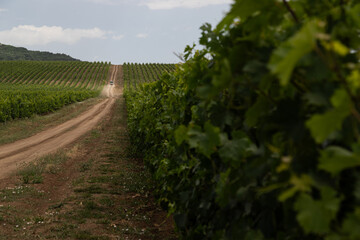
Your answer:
283;0;299;24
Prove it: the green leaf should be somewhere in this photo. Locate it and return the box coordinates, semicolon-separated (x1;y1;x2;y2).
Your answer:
202;121;221;157
245;96;271;127
188;122;221;158
306;110;345;143
347;70;360;93
215;169;231;207
278;174;312;202
216;0;273;31
174;125;188;145
348;4;360;27
278;187;298;202
322;40;349;56
294;187;341;234
342;209;360;239
330;88;351;108
325;235;345;240
268;21;319;85
245;230;264;240
354;176;360;200
319;146;360;175
306;89;352;143
219;131;252;167
303;92;328;106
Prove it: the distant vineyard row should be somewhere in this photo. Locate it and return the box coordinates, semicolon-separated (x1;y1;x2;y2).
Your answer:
123;63;176;91
0;61;111;90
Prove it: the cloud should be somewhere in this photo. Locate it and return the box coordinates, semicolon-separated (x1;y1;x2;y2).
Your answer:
112;34;124;40
79;0;231;9
140;0;232;10
136;33;148;39
0;8;8;12
83;0;118;5
0;25;108;46
80;0;132;5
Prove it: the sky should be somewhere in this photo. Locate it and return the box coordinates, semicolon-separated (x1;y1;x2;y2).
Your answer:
0;0;232;64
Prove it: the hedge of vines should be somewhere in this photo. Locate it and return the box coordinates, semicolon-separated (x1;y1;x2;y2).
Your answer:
0;61;110;90
123;63;176;91
0;84;98;122
125;0;360;239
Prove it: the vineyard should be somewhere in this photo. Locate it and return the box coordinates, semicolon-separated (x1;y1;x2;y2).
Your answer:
124;0;360;239
123;63;176;91
0;61;110;122
0;83;98;122
2;0;360;238
0;61;110;90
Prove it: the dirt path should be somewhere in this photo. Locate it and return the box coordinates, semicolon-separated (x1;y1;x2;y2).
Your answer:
101;65;118;98
0;65;119;180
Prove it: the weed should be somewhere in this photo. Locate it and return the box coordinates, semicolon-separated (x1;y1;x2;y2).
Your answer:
22;172;43;184
80;162;92;172
74;230;109;240
74;185;105;194
18;150;67;184
99;196;114;207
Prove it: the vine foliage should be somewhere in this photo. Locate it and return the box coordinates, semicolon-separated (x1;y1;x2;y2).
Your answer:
125;0;360;239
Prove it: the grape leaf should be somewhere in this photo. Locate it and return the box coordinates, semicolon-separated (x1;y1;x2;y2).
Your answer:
245;96;271;127
278;174;312;202
319;146;360;175
174;125;188;145
216;0;273;31
306;89;352;143
219;131;252;167
342;209;360;239
188;122;221;158
294;187;341;234
268;21;318;85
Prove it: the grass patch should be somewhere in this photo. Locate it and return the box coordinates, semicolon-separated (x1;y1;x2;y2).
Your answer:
80;159;94;172
74;200;105;220
0;185;44;202
17;150;68;184
74;185;106;194
47;224;78;239
98;196;114;207
74;230;109;240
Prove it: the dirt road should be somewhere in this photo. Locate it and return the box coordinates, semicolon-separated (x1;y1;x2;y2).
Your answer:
0;65;120;179
101;65;118;98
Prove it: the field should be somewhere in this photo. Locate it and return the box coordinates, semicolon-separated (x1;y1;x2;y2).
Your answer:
0;61;110;90
123;63;176;91
0;61;110;122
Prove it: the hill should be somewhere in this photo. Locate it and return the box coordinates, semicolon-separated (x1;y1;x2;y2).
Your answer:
0;43;79;61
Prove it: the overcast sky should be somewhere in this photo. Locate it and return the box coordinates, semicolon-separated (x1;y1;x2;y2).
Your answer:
0;0;232;64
